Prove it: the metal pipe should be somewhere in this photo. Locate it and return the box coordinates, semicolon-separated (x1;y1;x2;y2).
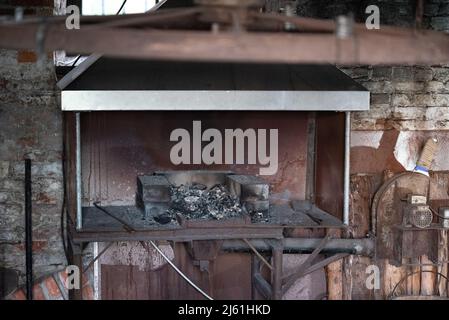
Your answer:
222;238;374;257
24;158;33;300
75;112;82;230
343;111;351;226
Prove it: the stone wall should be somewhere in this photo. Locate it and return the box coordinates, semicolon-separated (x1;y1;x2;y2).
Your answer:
0;1;66;294
295;0;449;299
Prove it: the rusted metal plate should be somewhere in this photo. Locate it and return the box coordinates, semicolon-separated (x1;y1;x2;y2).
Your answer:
315;112;344;220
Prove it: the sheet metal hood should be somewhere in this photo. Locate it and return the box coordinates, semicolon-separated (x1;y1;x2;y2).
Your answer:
58;57;369;111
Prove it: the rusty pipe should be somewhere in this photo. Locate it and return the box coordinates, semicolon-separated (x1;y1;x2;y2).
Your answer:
222;237;374;256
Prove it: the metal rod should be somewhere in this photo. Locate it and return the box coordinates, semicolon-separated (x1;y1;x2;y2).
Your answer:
243;238;273;270
343;111;351;226
222;237;374;256
147;241;214;300
282;235;330;283
24;158;33;300
75;112;82;230
93;202;134;233
83;241;114;273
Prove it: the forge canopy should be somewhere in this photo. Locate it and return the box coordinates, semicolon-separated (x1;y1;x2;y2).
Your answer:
58;57;369;111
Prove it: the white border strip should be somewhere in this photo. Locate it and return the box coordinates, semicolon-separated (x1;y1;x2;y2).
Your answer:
62;90;370;111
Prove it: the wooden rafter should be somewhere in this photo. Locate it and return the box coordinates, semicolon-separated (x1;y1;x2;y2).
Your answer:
0;3;448;65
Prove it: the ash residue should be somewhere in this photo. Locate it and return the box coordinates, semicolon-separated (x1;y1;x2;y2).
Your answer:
168;184;244;220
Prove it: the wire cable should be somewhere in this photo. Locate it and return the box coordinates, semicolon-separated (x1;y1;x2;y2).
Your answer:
148;240;214;300
91;202;214;300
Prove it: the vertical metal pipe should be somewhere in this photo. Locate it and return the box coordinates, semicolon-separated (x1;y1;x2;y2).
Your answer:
75;112;82;230
24;158;33;300
343;112;351;226
93;242;100;300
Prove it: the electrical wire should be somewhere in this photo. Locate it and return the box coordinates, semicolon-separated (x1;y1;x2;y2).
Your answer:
148;240;214;300
430;206;449;220
91;202;214;300
116;0;127;15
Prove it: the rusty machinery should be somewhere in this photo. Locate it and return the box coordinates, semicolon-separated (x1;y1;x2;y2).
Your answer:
373;138;448;266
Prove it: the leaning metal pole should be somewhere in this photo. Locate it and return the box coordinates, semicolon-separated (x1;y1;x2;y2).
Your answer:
24;158;33;300
343;111;351;226
75;112;82;230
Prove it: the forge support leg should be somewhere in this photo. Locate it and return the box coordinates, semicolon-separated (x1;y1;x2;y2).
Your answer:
271;243;283;300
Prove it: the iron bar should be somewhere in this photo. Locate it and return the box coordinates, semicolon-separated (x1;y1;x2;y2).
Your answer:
24;158;33;300
243;238;273;270
282;235;330;284
83;241;114;273
222;237;374;256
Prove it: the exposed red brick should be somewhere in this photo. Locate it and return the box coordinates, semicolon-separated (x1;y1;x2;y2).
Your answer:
17;50;37;63
16;240;48;252
33;284;46;300
82;285;94;300
11;289;26;300
36;192;57;205
58;270;68;289
44;277;61;298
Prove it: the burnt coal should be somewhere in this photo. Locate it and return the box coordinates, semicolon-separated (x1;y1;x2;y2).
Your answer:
168;183;244;220
153;212;173;224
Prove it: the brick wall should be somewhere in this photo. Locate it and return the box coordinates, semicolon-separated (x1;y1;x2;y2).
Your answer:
296;0;449;299
0;0;66;294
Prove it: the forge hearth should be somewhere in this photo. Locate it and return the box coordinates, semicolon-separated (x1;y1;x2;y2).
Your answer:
136;171;269;227
61;59;366;240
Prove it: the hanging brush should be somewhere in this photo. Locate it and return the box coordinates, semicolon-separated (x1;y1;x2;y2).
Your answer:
413;138;438;176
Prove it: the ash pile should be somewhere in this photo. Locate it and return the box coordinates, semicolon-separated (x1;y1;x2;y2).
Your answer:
136;172;270;225
168;184;244;220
